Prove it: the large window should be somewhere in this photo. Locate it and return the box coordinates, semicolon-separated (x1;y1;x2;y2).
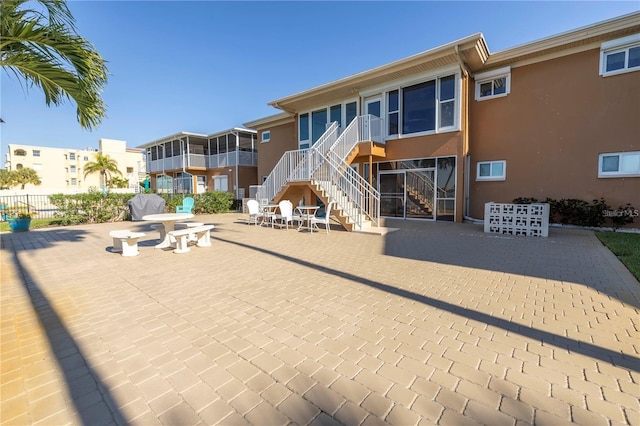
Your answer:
298;101;358;148
600;34;640;77
403;81;436;134
475;67;511;101
598;152;640;177
386;73;458;137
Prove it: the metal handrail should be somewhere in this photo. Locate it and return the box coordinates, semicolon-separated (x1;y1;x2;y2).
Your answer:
256;116;382;229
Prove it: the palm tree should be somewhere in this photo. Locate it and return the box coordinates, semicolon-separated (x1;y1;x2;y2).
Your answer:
0;0;108;129
13;167;42;189
84;153;121;193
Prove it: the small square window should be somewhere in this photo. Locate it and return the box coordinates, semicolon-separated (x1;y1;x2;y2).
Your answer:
599;151;640;177
477;160;506;181
261;131;271;143
475;67;511;101
33;150;41;157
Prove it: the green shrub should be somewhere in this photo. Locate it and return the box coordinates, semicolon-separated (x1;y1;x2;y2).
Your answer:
49;191;133;225
514;196;637;228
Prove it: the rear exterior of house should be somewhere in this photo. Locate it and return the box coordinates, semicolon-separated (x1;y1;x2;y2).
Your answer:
245;12;640;231
139;129;258;199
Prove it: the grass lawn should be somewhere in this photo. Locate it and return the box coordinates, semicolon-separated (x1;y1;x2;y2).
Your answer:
596;231;640;282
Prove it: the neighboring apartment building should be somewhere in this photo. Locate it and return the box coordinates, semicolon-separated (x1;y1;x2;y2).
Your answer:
4;138;146;193
244;12;640;230
138;128;258;198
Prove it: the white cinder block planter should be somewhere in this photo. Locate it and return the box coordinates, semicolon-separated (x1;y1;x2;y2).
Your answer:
484;202;550;237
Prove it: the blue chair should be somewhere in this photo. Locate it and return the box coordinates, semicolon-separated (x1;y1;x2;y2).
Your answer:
176;197;194;213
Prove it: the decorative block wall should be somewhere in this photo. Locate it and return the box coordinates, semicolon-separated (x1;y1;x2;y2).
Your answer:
484;202;550;237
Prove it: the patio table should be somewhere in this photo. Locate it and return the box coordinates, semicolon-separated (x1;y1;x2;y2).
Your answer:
261;204;279;227
142;213;194;248
296;205;320;232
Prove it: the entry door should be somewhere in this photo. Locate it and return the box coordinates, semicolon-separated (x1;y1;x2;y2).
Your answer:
364;97;381;141
379;170;435;220
196;176;206;194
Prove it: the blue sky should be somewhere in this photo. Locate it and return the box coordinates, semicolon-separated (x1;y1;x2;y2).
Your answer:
1;1;638;161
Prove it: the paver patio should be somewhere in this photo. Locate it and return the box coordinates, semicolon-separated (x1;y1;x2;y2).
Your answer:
1;213;638;425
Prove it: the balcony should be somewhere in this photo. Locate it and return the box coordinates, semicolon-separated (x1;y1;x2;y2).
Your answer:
147;151;257;174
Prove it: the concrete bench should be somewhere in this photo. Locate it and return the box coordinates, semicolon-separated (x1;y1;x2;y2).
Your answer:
166;224;214;254
151;222;204;242
109;230;146;257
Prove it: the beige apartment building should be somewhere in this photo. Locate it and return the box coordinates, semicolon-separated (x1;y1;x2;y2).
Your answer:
4;138;146;193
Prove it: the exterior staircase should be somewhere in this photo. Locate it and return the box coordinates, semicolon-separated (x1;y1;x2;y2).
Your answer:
256;115;384;231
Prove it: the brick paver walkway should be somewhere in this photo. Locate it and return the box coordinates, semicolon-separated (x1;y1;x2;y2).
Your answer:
1;213;638;425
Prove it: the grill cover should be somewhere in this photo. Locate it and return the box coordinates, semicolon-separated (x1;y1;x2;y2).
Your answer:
128;194;166;221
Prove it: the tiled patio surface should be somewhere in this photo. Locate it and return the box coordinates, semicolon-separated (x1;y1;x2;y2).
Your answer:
1;213;638;425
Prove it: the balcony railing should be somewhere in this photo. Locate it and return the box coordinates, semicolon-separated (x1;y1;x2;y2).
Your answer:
147;151;257;173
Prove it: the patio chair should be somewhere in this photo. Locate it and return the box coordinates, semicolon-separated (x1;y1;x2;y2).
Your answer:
176;197;194;214
246;199;261;225
273;200;298;229
309;201;333;233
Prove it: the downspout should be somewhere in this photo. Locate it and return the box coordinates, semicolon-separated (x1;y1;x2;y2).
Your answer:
455;46;481;223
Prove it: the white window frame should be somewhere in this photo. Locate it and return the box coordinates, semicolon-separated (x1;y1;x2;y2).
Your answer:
261;131;271;143
474;67;511;101
298;99;359;148
213;175;229;192
367;68;461;139
598;151;640;178
600;34;640;77
476;160;506;181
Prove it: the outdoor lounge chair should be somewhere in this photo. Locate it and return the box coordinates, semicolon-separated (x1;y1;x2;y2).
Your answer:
176;197;194;214
309;201;333;233
246;199;261;225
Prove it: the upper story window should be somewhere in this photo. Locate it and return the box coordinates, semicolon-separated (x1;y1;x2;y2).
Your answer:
33;150;41;157
598;151;640;178
387;72;459;137
14;149;26;156
261;130;271;143
475;67;511;101
477;160;506;181
298;100;358;148
70;165;77;173
69;152;76;160
600;34;640;77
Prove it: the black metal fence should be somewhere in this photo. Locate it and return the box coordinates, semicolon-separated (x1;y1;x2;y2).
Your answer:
0;194;58;220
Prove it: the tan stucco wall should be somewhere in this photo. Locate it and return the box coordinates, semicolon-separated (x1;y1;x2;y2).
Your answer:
256;121;297;181
468;48;640;219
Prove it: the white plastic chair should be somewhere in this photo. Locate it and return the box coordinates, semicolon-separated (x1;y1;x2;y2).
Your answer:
246;199;261;225
273;200;297;229
309;201;333;233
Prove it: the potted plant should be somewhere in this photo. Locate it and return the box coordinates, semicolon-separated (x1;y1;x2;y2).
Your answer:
7;212;33;232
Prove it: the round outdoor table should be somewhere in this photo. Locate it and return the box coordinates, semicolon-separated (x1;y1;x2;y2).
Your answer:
142;213;194;248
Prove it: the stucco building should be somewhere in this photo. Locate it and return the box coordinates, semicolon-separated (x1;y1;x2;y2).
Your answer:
4;138;146;193
244;12;639;231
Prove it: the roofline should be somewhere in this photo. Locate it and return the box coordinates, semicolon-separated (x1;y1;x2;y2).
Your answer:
268;33;486;109
139;131;208;148
485;11;640;66
138;128;256;148
205;127;257;139
244;112;295;129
